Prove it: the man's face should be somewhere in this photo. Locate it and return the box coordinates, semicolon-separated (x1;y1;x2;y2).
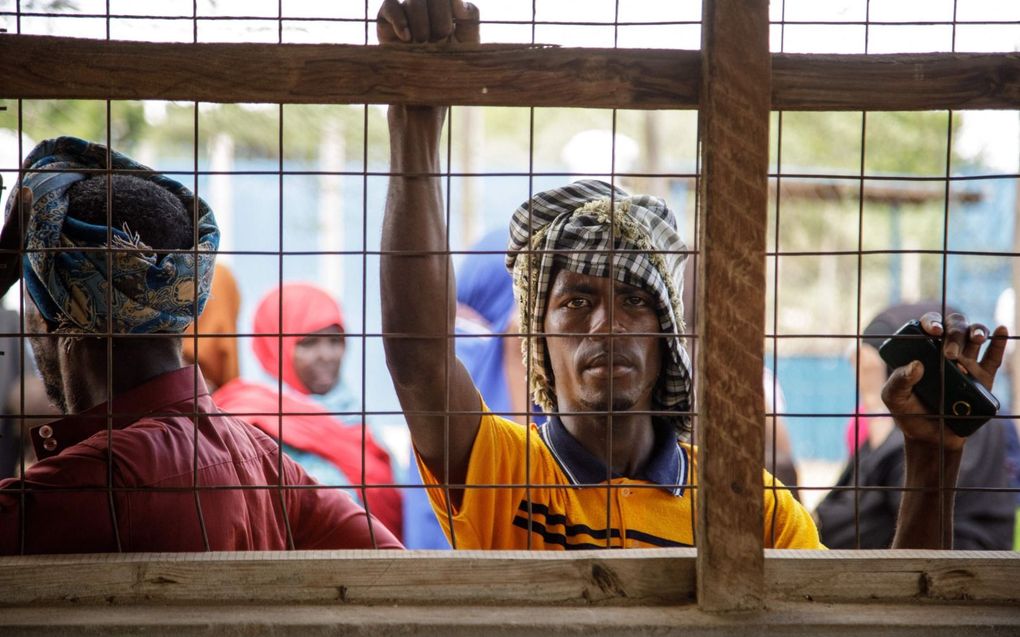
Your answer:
26;301;67;413
542;269;663;414
292;324;345;395
852;343;888;408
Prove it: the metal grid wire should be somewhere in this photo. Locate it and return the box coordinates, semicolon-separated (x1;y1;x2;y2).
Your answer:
767;0;1020;550
0;0;1017;555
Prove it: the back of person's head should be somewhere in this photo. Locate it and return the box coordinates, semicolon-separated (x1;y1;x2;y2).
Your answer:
862;300;961;353
64;174;197;362
68;174;194;256
4;137;220;412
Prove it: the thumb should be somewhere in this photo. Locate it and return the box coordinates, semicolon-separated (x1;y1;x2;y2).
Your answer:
881;360;923;411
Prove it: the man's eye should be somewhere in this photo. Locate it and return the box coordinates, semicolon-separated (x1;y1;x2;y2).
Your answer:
565;298;588;308
625;295;648;307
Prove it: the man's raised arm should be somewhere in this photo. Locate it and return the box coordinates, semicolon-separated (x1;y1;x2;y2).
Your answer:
378;0;482;486
882;312;1008;549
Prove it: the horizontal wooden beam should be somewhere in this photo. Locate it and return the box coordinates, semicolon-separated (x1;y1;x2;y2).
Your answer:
0;35;701;110
1;550;1018;608
0;35;1018;111
772;52;1020;111
0;549;698;607
764;549;1020;603
3;602;1020;636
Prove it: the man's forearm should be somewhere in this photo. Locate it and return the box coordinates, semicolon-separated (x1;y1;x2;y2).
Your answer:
381;105;455;381
381;104;481;480
892;440;962;549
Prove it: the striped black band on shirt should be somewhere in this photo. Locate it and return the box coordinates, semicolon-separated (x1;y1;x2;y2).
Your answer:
513;500;692;549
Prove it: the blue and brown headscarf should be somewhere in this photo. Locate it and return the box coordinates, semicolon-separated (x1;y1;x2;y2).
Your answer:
506;179;692;433
0;136;219;334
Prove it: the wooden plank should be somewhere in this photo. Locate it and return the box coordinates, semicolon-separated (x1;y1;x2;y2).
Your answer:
0;549;697;607
765;550;1020;603
772;53;1020;111
2;602;1020;637
695;0;771;613
1;551;1017;608
0;35;1017;110
0;35;701;109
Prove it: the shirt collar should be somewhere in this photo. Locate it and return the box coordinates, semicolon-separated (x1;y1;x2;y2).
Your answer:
539;416;687;497
30;366;211;460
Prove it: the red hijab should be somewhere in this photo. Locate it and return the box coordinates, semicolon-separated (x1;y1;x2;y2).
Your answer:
252;282;345;394
227;282;402;538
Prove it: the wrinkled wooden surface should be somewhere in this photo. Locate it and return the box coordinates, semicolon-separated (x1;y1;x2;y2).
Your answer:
695;0;770;613
0;551;1018;635
1;35;1017;110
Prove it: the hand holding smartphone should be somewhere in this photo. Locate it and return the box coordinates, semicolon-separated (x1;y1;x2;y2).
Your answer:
877;320;999;437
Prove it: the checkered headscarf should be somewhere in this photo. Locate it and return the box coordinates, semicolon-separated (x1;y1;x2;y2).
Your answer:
506;180;692;433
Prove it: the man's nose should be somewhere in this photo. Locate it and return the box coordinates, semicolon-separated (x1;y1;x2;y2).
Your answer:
589;302;626;335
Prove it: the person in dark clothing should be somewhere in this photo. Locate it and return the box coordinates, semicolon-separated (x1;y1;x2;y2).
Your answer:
816;420;1015;549
815;302;1016;549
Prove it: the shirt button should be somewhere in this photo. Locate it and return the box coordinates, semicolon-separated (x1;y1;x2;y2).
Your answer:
621;488;631;497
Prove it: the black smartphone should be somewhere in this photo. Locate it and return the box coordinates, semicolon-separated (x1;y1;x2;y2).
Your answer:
877;319;999;437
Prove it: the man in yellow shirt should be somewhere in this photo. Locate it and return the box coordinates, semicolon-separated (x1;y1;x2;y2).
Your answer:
377;0;1006;551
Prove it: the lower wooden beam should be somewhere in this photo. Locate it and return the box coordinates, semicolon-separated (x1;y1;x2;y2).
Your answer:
1;550;1016;607
2;602;1019;636
0;549;698;607
765;549;1020;603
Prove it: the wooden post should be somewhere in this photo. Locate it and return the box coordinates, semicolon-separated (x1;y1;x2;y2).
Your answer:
696;0;771;612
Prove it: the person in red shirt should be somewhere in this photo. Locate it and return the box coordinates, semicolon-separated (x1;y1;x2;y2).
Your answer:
0;137;401;554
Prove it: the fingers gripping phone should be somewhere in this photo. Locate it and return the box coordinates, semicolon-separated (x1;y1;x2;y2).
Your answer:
878;320;999;437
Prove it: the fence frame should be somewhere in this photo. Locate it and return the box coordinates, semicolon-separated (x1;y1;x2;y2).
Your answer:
1;0;1019;631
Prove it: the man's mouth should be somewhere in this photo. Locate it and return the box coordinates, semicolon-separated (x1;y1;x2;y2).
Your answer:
581;352;636;378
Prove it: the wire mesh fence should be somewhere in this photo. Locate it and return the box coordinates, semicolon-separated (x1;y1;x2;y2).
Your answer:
0;0;1018;556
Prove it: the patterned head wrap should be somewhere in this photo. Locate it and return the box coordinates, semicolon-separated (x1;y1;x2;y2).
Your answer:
506;179;692;432
0;136;219;334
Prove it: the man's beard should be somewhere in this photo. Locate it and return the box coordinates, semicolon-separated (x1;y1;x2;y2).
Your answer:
577;392;638;414
29;336;67;413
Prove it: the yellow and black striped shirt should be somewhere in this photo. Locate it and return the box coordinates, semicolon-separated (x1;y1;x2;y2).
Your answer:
416;402;823;550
